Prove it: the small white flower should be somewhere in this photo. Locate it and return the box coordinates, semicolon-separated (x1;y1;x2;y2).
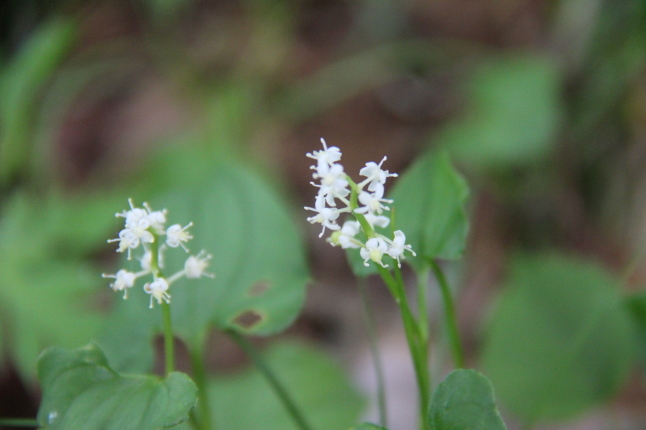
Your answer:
144;278;171;308
166;223;193;251
312;163;350;206
360;237;389;267
355;183;393;215
305;195;341;237
364;213;390;229
386;230;416;268
359;156;398;191
185;251;214;279
144;203;167;233
107;228;140;259
116;199;148;229
102;269;137;299
307;138;342;177
328;221;361;249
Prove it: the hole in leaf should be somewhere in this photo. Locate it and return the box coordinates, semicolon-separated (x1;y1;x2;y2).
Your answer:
232;310;264;330
247;280;271;297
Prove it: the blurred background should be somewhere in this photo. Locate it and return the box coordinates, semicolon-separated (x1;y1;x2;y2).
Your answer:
1;0;646;429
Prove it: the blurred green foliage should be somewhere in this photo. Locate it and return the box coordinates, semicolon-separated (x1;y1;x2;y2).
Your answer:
482;254;635;423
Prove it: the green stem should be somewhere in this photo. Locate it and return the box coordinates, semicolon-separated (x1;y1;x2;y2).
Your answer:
227;331;313;430
416;267;430;347
162;302;175;375
0;418;38;427
149;235;175;377
429;260;464;369
358;278;388;428
190;338;214;430
376;266;430;430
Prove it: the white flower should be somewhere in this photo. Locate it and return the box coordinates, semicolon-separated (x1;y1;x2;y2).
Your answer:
355;183;393;215
328;221;361;249
359;156;398;191
166;223;193;251
144;278;171;308
305;195;341;237
108;228;140;259
144;203;167;233
185;251;214;279
386;230;416;268
116;199;149;230
360;237;389;267
307;138;342;177
139;247;165;271
102;269;137;299
312;163;350;206
364;213;390;229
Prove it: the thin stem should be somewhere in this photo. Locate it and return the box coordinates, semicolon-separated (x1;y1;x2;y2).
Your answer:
376;265;430;430
416;267;430;347
190;337;214;430
0;418;38;427
227;331;313;430
150;235;175;376
358;277;388;428
162;302;175;375
429;260;464;369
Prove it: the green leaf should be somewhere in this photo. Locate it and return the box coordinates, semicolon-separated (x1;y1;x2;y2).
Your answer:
625;292;646;368
0;17;77;183
208;342;363;430
159;161;309;338
481;254;635;423
436;55;562;169
37;343;197;430
0;192;104;379
428;369;506;430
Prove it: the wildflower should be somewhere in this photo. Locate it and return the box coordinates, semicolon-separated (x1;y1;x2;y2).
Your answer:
361;237;389;267
328;221;361;249
144;203;167;233
359;157;398;191
102;269;137;299
307;138;342;176
364;213;390;229
305;194;341;237
166;223;193;251
144;278;171;308
355;183;393;215
386;230;416;268
184;251;214;279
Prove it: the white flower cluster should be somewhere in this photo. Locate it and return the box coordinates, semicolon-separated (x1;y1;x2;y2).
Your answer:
305;138;415;268
103;199;213;308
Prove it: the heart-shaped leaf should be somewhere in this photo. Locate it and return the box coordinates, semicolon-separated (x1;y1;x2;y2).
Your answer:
481;254;635;423
428;369;506;430
37;343;197;430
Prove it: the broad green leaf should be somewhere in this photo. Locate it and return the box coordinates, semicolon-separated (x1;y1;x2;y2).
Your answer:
0;17;77;183
391;149;468;269
158;161;309;339
37;343;197;430
207;342;363;430
625;292;646;368
0;192;106;379
481;254;635;423
428;369;506;430
346;149;469;275
436;55;562;169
